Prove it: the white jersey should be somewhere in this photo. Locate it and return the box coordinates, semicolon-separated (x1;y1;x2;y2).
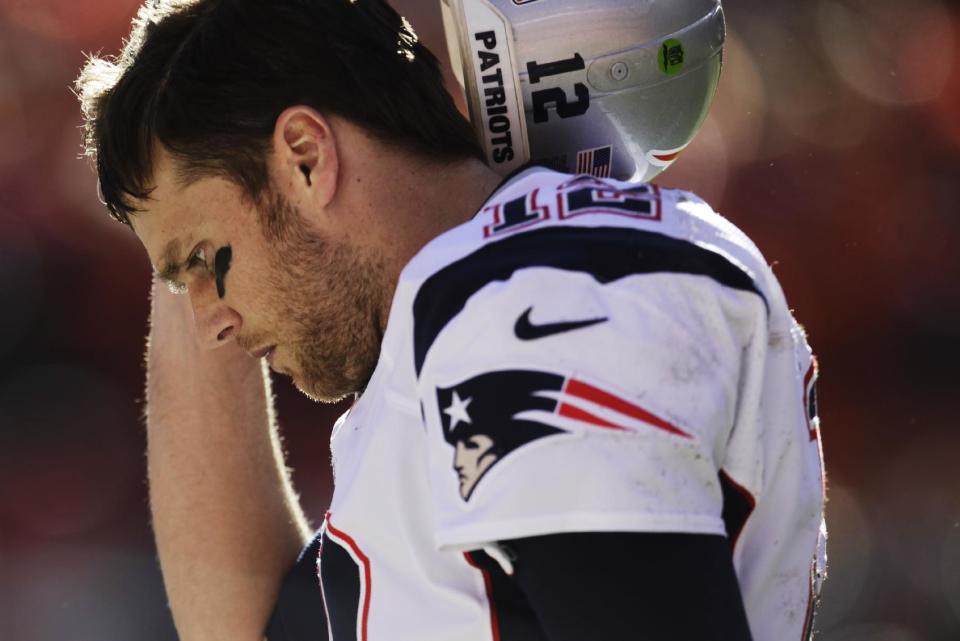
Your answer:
314;167;826;641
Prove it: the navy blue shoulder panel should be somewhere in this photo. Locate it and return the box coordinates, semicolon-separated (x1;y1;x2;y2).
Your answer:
412;226;766;377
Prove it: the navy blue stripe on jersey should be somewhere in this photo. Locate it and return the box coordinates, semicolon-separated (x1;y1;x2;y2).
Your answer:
464;551;549;641
720;470;756;551
413;226;766;376
320;526;367;641
265;532;328;641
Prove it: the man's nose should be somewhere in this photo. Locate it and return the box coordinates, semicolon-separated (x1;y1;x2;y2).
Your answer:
189;279;242;349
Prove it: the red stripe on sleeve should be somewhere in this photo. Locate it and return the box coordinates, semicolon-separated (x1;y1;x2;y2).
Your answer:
566;378;692;439
557;402;628;431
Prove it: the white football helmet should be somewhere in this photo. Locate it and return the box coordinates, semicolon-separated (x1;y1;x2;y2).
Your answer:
441;0;725;182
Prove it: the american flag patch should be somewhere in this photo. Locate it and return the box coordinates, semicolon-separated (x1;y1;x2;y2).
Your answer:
576;145;613;178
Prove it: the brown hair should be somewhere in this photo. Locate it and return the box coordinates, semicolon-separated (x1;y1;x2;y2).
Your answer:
76;0;482;225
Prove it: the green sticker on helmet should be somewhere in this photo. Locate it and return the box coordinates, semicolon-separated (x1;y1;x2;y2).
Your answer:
658;38;685;75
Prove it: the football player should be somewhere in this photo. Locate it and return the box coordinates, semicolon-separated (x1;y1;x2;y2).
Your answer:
75;0;826;640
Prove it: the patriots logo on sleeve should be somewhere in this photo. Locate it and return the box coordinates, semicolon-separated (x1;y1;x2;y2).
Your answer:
436;370;692;501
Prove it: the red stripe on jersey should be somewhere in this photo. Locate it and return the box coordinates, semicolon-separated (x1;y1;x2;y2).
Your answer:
557;402;628;431
326;512;373;641
565;378;692;439
803;358;816;389
464;552;501;641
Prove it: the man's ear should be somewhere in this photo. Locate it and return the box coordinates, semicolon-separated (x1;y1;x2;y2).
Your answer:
270;106;339;209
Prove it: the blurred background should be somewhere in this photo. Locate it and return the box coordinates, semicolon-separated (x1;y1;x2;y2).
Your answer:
0;0;958;639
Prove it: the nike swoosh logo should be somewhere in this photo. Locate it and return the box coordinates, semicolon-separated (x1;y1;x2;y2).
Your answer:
514;307;609;341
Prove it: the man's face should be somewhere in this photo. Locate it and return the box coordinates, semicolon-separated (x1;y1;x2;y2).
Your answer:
133;150;385;402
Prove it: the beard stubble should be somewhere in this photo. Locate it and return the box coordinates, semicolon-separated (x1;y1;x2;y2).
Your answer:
258;190;388;403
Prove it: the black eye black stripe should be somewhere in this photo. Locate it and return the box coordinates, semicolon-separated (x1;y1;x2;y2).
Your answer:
215;245;232;299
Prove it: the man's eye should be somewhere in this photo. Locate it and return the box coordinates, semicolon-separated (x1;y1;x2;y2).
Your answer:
187;248;207;270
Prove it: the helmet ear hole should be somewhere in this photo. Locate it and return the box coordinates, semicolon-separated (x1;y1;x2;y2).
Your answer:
442;0;725;182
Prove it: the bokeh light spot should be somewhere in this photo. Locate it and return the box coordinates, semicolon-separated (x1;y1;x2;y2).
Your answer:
817;0;955;106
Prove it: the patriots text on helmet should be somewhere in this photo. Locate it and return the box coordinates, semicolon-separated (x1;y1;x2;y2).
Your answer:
474;31;515;165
